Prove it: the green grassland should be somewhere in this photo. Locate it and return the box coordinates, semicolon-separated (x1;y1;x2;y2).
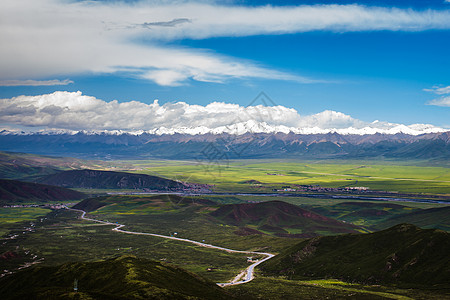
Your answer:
0;207;51;225
121;159;450;195
1;196;449;299
0;209;259;283
80;195;303;252
0;207;51;236
198;194;449;209
227;277;449;300
2;157;450;298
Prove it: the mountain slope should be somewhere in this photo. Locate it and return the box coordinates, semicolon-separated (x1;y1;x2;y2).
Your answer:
261;224;450;286
0;179;85;205
0;255;231;300
210;200;360;237
37;169;185;190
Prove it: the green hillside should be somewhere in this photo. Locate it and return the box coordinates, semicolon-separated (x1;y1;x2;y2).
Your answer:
38;169;184;190
376;206;450;231
73;194;215;213
0;255;232;300
0;179;85;205
210;200;361;237
261;224;450;287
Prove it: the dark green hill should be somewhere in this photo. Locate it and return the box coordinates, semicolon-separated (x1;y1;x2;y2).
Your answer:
261;224;450;287
0;255;231;300
210;200;360;237
376;206;450;231
0;179;85;205
38;169;184;190
73;194;215;213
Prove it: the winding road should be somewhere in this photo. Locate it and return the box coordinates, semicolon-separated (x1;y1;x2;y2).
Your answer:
68;207;274;286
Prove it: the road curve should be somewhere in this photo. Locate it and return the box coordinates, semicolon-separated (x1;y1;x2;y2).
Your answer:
68;208;274;286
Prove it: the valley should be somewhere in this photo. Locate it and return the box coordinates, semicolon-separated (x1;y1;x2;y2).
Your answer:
3;1;449;298
0;151;449;299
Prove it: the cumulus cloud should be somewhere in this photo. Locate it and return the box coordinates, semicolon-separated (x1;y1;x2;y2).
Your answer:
0;79;73;87
1;0;450;86
0;91;445;135
425;85;450;107
428;96;450;107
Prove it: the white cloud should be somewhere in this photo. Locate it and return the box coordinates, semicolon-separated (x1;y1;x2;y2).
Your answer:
428;96;450;107
0;91;446;135
423;85;450;95
0;79;73;87
1;0;450;86
424;85;450;107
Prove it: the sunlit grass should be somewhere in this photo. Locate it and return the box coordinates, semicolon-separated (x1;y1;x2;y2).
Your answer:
119;159;450;194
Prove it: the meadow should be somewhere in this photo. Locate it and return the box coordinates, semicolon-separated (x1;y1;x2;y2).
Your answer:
122;159;450;195
0;209;260;282
227;277;447;300
0;207;51;237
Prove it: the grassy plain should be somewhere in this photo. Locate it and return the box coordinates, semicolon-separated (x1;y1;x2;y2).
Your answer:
0;207;51;236
122;159;450;195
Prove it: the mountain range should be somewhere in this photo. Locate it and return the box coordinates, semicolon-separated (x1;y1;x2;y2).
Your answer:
0;131;449;160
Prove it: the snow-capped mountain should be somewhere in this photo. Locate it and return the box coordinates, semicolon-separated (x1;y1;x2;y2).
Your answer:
0;129;448;160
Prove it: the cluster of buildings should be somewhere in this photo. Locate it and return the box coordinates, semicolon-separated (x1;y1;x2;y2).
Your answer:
272;185;369;193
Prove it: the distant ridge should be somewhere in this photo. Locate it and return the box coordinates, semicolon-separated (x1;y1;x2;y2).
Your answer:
0;131;448;160
0;179;84;205
37;169;185;190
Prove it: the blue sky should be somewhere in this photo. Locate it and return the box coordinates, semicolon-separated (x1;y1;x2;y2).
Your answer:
0;0;449;133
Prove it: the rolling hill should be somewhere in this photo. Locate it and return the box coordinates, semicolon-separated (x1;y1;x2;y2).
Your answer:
376;206;450;231
72;194;215;213
0;255;232;300
210;200;361;237
37;169;185;190
0;179;85;205
261;224;450;287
